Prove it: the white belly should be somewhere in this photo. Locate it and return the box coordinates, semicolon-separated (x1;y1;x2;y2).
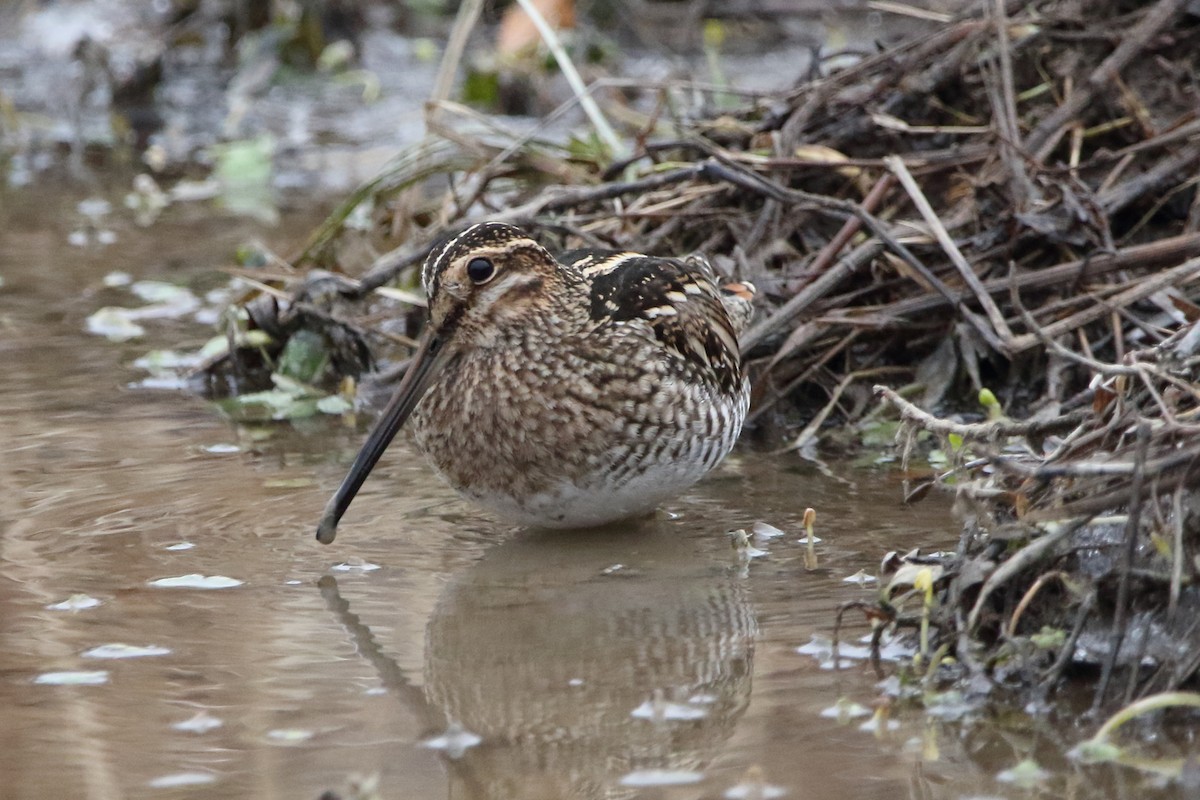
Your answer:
464;460;709;528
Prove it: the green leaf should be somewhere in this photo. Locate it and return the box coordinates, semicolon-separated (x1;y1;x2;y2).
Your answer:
566;130;610;165
214;389;321;422
317;395;353;415
996;759;1049;788
130;280;194;305
858;419;900;447
235;242;270;268
210;135;278;224
1030;626;1066;650
85;308;146;341
462;68;500;107
275;330;329;384
979;387;1005;420
197;335;230;361
1068;739;1122;764
703;19;726;48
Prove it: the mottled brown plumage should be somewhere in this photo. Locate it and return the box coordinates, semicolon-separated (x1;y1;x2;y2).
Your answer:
316;222;754;543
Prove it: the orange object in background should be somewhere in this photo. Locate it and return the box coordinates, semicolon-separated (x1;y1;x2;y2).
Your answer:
497;0;576;57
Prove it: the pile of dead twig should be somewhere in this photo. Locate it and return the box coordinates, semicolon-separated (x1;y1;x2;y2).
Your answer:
875;312;1200;707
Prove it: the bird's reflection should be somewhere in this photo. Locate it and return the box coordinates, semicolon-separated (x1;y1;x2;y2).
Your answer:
322;522;757;799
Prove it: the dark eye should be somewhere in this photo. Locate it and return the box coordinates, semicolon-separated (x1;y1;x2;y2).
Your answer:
466;257;495;284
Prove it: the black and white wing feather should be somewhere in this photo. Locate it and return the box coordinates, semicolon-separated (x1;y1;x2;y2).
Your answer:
571;251;744;392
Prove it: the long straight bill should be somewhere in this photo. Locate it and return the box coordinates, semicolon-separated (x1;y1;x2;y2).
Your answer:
316;331;448;544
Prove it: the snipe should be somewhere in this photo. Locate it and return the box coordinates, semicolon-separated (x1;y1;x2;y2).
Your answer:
316;222;754;543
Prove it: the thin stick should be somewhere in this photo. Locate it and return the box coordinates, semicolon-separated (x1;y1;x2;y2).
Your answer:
692;158;970;326
1170;487;1184;622
429;0;486;109
748;331;861;424
1099;141;1200;217
501;164;702;219
1040;591;1096;689
1008;270;1140;377
1093;422;1152;711
512;0;625;157
1006;570;1070;639
1088;691;1200;744
788;367;911;451
967;519;1085;634
740;174;895;352
874;384;1089;441
989;0;1036;208
995;440;1200;480
1005;256;1200;354
886;155;1014;347
1025;0;1190;159
872;233;1200;322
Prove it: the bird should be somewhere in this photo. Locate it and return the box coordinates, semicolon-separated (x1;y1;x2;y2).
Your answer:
316;222;755;544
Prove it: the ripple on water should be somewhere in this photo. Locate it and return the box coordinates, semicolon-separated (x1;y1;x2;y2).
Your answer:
172;712;223;733
147;772;216;789
82;644;171;659
619;769;705;787
45;594;102;611
34;670;110;686
148;574;244;589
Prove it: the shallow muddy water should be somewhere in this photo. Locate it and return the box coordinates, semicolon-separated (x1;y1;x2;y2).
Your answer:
0;183;1180;800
